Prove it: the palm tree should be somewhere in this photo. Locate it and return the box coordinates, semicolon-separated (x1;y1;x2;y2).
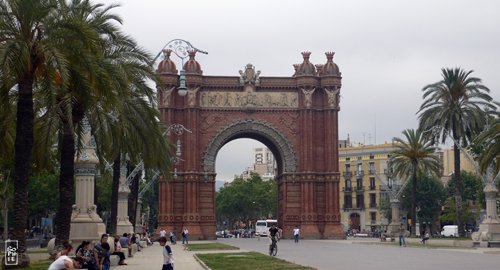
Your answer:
418;68;496;236
474;118;500;174
391;129;441;236
0;0;70;261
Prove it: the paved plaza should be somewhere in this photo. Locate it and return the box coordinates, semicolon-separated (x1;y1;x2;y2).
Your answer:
110;238;500;270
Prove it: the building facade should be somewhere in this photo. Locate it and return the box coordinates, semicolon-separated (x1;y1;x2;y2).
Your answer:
438;148;476;184
339;143;396;233
241;147;277;180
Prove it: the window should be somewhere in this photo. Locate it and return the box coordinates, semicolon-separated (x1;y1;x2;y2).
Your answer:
370;177;376;190
356;178;363;189
346;164;351;172
356;195;364;209
370;155;374;159
345;179;352;190
369;162;375;174
346;157;350;161
370;212;376;222
370;194;376;207
344;195;352;208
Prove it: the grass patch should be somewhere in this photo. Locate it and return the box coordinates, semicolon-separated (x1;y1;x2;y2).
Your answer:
24;259;52;270
196;251;316;270
186;242;239;251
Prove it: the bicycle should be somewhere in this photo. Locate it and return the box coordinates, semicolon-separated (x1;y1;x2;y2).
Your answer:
269;236;278;256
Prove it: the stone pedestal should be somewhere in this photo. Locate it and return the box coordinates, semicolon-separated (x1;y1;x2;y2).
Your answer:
70;119;106;244
472;183;500;247
387;199;401;239
117;165;133;235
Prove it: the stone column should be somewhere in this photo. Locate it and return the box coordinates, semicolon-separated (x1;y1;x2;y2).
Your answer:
472;183;500;247
70;119;105;244
387;199;401;239
135;199;143;233
116;165;133;235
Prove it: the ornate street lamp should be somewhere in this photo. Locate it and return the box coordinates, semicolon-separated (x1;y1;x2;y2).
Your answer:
153;39;208;96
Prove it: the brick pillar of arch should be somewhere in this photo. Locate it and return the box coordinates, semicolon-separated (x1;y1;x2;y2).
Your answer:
157;61;343;240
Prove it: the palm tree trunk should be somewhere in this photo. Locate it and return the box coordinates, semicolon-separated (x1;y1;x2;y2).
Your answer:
109;155;120;235
411;162;417;237
55;115;75;245
453;139;464;237
11;74;34;260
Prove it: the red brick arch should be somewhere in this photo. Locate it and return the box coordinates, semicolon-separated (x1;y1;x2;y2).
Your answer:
157;53;344;239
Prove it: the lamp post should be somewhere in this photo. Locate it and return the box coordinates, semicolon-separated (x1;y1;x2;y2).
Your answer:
165;123;192;178
153;39;208;97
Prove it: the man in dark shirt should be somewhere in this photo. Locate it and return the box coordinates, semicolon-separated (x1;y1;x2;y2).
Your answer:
268;224;279;251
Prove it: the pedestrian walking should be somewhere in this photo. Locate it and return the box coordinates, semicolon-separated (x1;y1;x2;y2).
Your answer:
159;236;174;270
293;225;300;243
182;228;189;245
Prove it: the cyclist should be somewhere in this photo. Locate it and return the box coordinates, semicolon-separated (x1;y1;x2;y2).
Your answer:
268;224;279;255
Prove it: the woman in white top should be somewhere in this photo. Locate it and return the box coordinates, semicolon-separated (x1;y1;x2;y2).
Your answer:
48;255;83;270
293;225;300;243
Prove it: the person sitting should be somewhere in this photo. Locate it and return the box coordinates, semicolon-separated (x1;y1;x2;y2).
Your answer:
76;240;98;270
112;237;127;265
119;233;132;257
55;241;72;259
49;255;84;270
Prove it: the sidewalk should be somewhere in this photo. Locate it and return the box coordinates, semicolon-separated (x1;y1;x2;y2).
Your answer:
111;242;205;270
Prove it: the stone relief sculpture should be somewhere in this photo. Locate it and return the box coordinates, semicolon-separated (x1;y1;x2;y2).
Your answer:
200;90;298;108
301;87;316;108
162;87;175;107
187;87;200;107
324;87;340;109
239;63;261;86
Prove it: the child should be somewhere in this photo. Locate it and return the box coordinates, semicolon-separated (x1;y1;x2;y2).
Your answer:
99;242;111;270
159;237;174;270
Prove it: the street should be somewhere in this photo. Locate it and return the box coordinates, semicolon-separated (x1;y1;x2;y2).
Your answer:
217;237;500;270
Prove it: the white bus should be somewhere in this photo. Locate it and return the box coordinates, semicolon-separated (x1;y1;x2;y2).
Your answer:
255;219;278;236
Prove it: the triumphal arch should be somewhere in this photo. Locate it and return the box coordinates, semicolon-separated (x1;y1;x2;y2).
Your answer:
156;50;343;240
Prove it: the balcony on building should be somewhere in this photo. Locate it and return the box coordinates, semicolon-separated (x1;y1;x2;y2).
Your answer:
354;203;365;210
369;184;376;190
355;170;364;178
368;169;376;175
355;186;365;192
342;204;353;211
369;203;377;208
343;171;352;178
343;186;352;192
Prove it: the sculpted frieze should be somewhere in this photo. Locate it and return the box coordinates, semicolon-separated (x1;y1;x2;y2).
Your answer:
200;90;298;108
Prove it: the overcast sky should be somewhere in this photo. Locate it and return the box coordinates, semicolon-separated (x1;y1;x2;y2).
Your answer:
100;0;499;181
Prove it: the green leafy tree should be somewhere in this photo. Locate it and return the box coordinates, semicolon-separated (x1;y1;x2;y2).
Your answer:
446;171;485;206
418;68;497;236
28;173;59;222
400;175;446;234
442;171;484;230
216;173;277;229
391;129;441;236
